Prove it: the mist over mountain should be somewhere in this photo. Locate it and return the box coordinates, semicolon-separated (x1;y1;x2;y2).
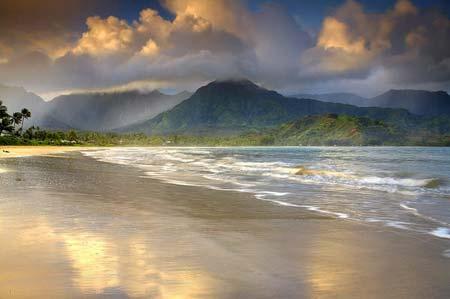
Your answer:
45;90;192;131
124;79;415;135
0;83;46;119
0;84;69;128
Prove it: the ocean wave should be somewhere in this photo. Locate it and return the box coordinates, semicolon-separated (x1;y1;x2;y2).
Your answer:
384;221;410;230
430;227;450;239
82;147;450;239
400;202;450;227
254;194;349;219
359;177;439;188
284;166;444;194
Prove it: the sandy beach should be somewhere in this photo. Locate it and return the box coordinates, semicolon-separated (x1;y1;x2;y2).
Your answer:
0;146;101;159
0;151;449;298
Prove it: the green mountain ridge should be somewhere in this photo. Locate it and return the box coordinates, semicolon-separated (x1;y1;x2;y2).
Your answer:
293;89;450;116
265;114;450;146
124;79;417;135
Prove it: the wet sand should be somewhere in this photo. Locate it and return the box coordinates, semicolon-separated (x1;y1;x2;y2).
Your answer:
0;152;449;298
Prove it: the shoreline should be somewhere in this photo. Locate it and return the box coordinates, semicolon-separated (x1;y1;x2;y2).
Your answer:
0;151;449;298
1;145;449;160
0;145;102;159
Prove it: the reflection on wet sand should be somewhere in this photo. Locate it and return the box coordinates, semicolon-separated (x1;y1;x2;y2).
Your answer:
1;154;449;298
120;237;217;299
0;214;73;298
62;233;120;294
0;204;217;298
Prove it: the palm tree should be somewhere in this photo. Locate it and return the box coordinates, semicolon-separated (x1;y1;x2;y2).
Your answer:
0;115;13;135
0;100;13;135
20;108;31;132
0;100;8;118
13;112;23;133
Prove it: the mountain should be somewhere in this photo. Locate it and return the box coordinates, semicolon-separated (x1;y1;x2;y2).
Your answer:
270;114;403;146
293;89;450;116
0;84;47;124
0;84;68;128
0;84;46;114
125;79;414;135
293;92;367;106
271;114;450;146
366;90;450;116
46;90;192;131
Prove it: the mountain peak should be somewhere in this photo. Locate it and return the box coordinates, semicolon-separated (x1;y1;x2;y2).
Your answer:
209;78;261;88
369;89;450;116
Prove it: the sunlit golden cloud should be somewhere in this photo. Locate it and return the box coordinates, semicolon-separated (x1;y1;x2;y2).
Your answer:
73;16;135;56
318;18;366;54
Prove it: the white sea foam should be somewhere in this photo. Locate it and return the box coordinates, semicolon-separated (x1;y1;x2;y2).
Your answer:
255;194;349;219
399;203;421;216
300;205;349;219
400;203;450;227
385;221;410;230
82;147;450;237
359;176;435;187
430;227;450;239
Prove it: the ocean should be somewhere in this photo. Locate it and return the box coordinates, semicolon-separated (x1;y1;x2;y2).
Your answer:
84;146;450;241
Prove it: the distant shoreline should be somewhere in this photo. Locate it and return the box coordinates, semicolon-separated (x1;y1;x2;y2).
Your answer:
1;144;449;160
0;145;101;159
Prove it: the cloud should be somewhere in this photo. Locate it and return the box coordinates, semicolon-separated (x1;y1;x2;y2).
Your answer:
0;0;448;97
73;16;135;56
0;0;115;60
301;0;450;89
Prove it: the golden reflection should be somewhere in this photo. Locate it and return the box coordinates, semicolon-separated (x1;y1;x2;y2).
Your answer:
306;233;355;296
118;237;160;297
0;204;217;298
0;215;72;298
61;233;120;294
159;270;216;299
120;237;218;298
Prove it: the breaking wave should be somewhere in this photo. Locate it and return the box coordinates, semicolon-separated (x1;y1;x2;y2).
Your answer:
83;146;450;240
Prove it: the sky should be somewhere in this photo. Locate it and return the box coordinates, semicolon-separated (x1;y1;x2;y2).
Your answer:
0;0;449;99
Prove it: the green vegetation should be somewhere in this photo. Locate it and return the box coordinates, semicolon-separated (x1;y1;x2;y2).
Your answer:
1;97;449;147
268;114;450;146
0;126;268;146
1;115;449;147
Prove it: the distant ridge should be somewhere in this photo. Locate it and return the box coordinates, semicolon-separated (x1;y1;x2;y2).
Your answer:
2;80;449;133
46;89;192;131
0;84;68;128
293;89;450;116
367;89;450;116
0;84;46;116
123;79;414;135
